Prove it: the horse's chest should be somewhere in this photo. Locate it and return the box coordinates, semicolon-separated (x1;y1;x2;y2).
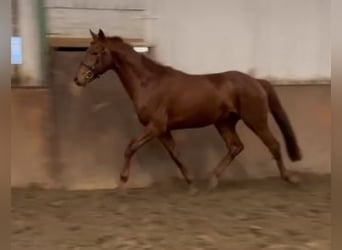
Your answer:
135;106;151;125
134;98;163;125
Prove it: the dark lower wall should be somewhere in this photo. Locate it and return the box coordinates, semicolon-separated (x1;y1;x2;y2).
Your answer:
11;88;52;187
10;51;331;189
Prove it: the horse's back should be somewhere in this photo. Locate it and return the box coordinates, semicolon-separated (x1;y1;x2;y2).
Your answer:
156;72;233;128
154;70;268;129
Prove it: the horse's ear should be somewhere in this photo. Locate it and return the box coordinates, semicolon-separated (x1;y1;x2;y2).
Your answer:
89;29;97;40
98;29;106;41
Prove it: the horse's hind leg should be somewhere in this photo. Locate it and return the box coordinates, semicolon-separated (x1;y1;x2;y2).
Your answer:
243;118;298;183
209;117;244;189
159;131;197;193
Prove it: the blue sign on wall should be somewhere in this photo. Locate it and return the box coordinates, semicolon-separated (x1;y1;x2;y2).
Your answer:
11;36;23;65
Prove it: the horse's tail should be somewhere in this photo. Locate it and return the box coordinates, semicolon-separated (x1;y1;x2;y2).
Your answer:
258;79;302;161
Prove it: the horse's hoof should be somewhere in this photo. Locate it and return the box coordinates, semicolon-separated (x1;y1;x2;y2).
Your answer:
207;176;218;191
188;185;199;196
284;173;300;184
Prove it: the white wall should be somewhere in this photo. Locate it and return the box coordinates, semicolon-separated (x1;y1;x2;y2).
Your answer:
45;0;148;39
21;0;329;82
150;0;330;81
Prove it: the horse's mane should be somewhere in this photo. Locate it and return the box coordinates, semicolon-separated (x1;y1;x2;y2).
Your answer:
106;35;176;75
141;55;175;74
107;36;124;43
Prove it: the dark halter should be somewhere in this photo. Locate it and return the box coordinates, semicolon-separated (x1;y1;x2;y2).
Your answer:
80;61;100;80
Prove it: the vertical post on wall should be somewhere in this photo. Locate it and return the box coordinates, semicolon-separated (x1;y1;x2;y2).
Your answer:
17;0;48;86
36;0;49;85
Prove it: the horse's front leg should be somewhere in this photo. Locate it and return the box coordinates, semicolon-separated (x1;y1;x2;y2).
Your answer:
119;123;161;186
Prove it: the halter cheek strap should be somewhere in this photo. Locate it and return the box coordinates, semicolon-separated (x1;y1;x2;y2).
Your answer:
80;61;100;80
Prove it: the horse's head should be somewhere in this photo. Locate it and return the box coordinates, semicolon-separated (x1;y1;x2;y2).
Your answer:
73;29;113;87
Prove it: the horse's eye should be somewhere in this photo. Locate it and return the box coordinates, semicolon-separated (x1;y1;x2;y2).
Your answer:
91;52;98;56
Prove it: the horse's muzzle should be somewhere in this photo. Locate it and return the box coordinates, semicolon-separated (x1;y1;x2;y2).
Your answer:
74;77;86;87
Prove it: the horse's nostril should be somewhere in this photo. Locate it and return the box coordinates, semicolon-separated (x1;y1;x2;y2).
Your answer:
74;77;81;86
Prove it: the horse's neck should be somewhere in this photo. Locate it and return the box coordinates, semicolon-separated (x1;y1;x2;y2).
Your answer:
112;49;153;101
121;51;151;80
114;64;140;101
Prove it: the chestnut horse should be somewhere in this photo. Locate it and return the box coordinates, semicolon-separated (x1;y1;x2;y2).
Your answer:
73;29;302;191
